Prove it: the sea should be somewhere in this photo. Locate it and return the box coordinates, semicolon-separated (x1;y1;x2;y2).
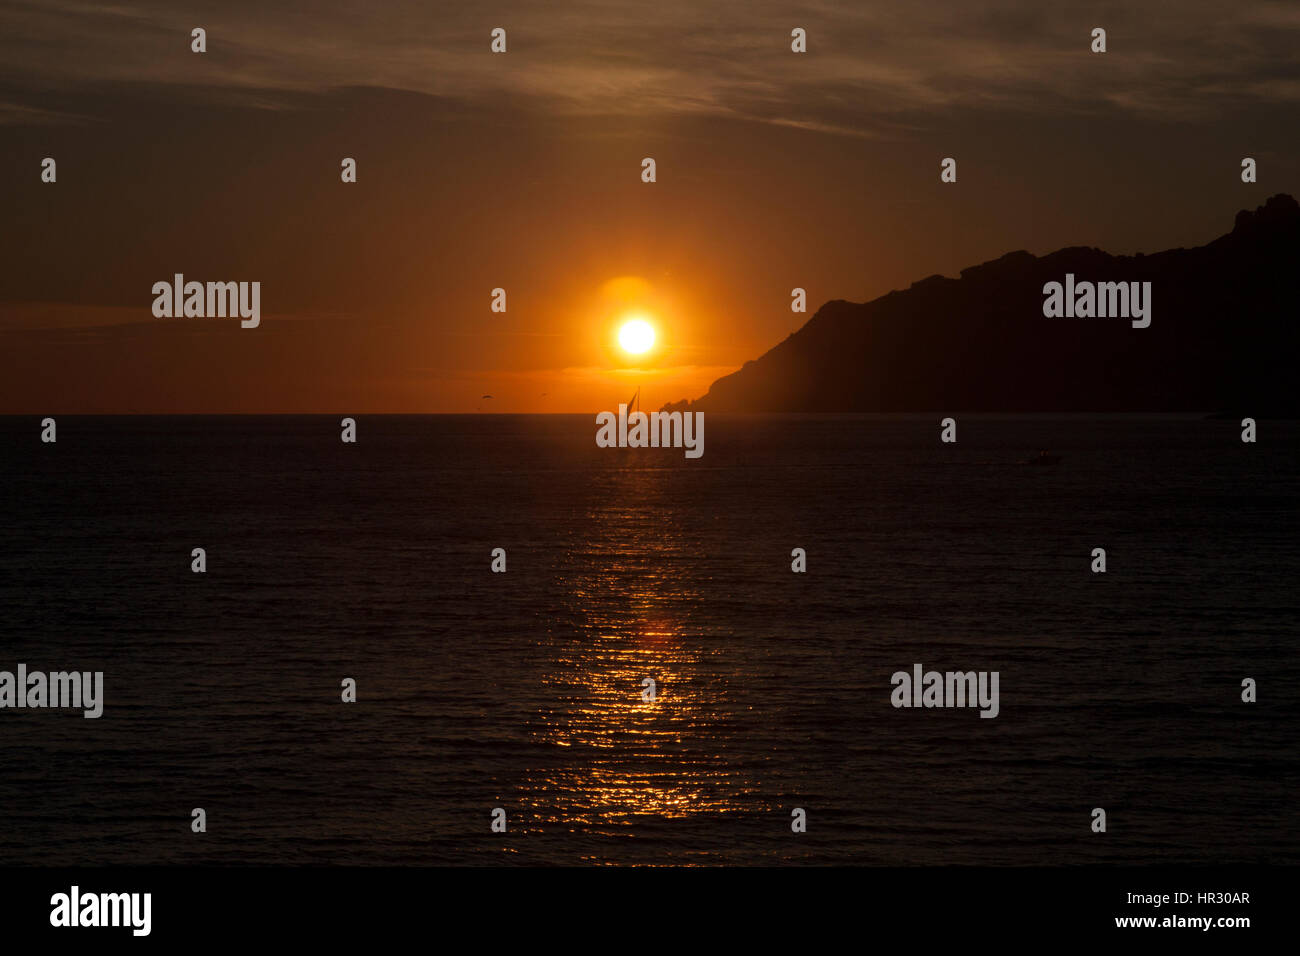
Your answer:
0;414;1295;865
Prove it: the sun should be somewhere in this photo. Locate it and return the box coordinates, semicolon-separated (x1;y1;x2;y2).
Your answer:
617;317;656;355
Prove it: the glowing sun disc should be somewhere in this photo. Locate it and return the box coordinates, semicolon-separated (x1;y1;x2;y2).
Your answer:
618;318;656;355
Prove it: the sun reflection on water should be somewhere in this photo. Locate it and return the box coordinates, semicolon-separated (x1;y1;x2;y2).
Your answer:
514;463;755;846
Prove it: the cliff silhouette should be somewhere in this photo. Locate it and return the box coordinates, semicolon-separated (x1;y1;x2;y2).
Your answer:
666;195;1300;414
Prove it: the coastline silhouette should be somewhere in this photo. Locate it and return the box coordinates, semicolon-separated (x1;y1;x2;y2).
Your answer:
666;195;1300;416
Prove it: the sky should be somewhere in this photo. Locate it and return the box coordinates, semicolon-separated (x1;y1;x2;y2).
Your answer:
2;0;1298;412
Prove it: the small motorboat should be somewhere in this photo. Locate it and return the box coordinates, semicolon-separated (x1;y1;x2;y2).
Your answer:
1024;450;1061;466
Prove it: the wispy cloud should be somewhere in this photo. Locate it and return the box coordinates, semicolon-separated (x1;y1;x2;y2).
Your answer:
2;0;1298;132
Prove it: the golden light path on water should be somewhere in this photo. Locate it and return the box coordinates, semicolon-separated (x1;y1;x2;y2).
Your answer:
513;460;761;861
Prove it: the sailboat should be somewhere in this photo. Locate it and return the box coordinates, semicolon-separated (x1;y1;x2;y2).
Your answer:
612;386;641;456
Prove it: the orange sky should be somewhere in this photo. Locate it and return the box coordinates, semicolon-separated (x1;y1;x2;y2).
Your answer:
2;0;1298;412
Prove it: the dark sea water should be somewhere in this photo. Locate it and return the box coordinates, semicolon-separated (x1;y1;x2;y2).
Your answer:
0;414;1296;866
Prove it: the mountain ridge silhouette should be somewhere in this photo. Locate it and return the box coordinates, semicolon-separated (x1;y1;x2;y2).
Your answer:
665;194;1300;414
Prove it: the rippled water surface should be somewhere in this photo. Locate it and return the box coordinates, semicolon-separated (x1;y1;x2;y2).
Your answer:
0;415;1296;865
